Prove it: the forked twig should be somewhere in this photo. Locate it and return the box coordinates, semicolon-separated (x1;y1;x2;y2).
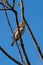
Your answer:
4;6;24;64
4;10;14;34
20;0;43;60
0;0;31;64
16;41;25;65
1;0;43;65
12;0;15;8
12;7;31;65
0;8;12;10
0;46;22;65
0;2;8;8
0;1;24;65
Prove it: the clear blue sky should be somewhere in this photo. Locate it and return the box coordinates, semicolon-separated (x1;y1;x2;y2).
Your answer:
0;0;43;65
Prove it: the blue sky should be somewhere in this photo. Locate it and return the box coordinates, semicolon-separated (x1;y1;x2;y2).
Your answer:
0;0;43;65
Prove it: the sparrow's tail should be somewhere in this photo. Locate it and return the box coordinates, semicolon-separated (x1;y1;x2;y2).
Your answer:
11;40;14;46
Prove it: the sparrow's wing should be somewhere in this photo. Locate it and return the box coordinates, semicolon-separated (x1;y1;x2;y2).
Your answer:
12;27;20;41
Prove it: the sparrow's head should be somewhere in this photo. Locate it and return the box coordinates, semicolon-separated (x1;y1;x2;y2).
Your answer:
12;22;25;41
19;22;25;27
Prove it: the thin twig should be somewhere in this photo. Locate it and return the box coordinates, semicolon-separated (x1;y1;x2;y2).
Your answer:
0;8;12;10
0;2;8;8
12;0;15;8
12;7;31;65
11;0;31;65
20;0;43;60
0;0;43;64
4;10;24;64
0;0;23;65
0;46;22;65
5;6;22;63
16;41;25;65
6;0;12;8
0;2;12;10
3;3;24;63
4;10;14;34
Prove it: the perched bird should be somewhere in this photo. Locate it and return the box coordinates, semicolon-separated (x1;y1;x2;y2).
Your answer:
11;22;25;46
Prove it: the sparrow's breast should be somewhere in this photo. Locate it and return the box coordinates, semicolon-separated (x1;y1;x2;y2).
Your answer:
12;26;25;41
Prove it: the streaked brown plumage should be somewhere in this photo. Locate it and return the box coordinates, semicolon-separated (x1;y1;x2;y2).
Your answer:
11;22;25;46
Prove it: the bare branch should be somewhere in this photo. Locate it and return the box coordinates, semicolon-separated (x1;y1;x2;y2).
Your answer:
4;7;24;64
20;0;43;60
0;1;13;34
3;0;30;65
16;41;25;65
0;0;31;64
12;8;31;65
0;46;22;65
0;2;8;8
0;0;43;65
0;0;38;65
5;0;12;8
12;0;15;8
0;8;12;10
4;10;14;34
3;5;24;64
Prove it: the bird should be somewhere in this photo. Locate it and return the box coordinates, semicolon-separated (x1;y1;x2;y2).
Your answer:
11;22;25;46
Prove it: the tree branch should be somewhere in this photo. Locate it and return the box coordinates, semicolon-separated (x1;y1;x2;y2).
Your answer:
16;41;25;65
4;10;14;34
1;0;43;65
20;0;43;60
12;7;31;65
0;46;22;65
12;0;15;8
4;3;25;64
0;8;12;10
0;2;8;8
0;2;23;64
4;6;24;64
5;0;12;8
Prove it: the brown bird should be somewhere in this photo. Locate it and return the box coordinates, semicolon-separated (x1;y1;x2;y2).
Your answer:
11;22;25;46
